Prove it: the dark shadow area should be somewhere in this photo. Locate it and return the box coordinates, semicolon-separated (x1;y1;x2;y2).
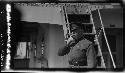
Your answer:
102;28;123;69
10;3;23;69
13;21;40;69
0;2;7;70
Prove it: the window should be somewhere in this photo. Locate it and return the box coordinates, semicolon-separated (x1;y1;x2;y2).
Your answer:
15;42;31;59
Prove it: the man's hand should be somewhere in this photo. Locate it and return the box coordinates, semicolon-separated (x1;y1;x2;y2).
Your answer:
58;45;71;56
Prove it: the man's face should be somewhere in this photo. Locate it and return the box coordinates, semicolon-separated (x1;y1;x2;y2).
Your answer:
70;23;84;40
71;31;80;40
70;24;78;38
71;23;78;31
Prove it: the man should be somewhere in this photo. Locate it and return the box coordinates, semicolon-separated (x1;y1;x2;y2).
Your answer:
58;23;97;68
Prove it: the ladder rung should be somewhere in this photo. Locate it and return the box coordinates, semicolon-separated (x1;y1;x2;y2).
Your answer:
67;14;91;23
67;14;91;15
81;23;93;24
66;13;91;15
66;22;92;24
82;33;95;35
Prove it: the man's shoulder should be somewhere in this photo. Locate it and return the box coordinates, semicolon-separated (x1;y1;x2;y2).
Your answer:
78;38;92;44
71;38;92;51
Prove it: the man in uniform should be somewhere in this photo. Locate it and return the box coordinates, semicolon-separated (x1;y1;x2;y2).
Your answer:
58;23;97;68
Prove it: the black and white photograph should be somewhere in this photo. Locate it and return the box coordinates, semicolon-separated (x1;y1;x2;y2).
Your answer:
0;0;123;72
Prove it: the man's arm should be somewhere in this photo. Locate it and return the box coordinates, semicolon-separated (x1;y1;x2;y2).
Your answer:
58;34;85;56
58;39;76;56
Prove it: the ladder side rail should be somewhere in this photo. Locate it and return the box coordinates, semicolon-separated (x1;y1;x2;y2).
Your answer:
61;6;68;42
97;9;116;68
90;9;106;68
63;6;72;44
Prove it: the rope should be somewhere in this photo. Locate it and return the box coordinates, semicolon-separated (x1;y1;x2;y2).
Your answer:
98;9;116;68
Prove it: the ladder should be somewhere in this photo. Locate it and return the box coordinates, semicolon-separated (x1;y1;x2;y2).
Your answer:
62;5;107;68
